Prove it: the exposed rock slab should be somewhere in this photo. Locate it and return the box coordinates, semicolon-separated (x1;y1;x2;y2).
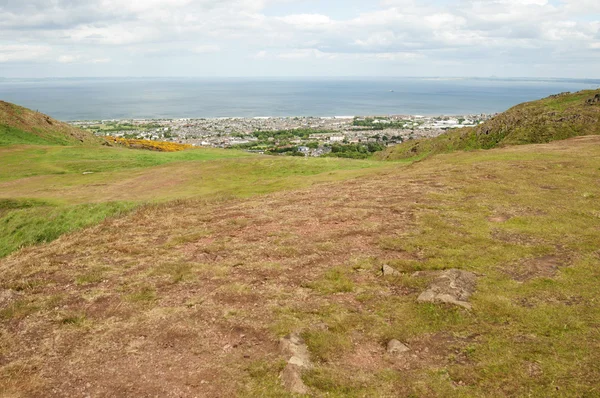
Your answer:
387;339;410;355
417;269;477;309
279;333;312;394
382;264;400;277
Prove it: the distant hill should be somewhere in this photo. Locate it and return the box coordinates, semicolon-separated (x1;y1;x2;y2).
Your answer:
0;101;101;146
377;89;600;160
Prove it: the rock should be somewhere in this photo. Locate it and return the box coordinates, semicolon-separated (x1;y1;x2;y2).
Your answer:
281;364;309;395
586;94;600;105
382;264;400;277
279;333;312;394
387;339;410;355
417;269;477;309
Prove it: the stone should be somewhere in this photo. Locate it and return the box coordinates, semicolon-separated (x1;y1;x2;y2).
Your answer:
586;94;600;105
382;264;400;277
281;364;309;394
387;339;410;355
417;269;477;310
279;333;312;394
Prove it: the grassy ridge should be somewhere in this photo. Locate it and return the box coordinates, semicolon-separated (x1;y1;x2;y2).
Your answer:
0;101;101;146
378;89;600;160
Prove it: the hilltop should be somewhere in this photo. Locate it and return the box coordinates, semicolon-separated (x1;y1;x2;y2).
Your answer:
0;101;101;146
377;89;600;160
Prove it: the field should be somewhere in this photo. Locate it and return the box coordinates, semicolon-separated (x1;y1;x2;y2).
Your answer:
0;144;388;258
1;134;599;396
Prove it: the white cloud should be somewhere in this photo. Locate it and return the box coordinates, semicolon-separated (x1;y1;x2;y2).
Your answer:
58;55;80;63
193;44;221;53
0;0;599;77
0;45;51;63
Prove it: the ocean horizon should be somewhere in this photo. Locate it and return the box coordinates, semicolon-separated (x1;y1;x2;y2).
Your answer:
1;77;599;121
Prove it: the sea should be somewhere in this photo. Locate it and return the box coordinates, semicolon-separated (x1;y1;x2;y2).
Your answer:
1;77;598;121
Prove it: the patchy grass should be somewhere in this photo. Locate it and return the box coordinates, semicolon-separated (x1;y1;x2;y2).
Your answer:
306;267;355;294
0;143;389;258
0;136;599;396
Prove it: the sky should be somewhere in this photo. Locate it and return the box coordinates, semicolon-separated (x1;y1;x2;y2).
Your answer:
1;0;599;78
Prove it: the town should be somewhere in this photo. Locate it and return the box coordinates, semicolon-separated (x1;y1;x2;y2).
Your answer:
71;114;494;158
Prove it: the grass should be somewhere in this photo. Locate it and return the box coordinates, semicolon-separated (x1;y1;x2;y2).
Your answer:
378;88;600;161
0;145;389;258
0;145;251;183
0;123;600;395
0;200;135;258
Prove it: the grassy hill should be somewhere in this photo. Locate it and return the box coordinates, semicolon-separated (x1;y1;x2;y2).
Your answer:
1;136;599;397
377;89;600;160
0;101;102;146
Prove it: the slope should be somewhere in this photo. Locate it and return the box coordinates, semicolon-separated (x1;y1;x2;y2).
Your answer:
0;101;102;146
378;89;600;160
1;136;599;397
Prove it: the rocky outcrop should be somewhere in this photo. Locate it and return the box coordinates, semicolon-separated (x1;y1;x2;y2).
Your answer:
417;269;477;309
279;333;312;394
586;94;600;105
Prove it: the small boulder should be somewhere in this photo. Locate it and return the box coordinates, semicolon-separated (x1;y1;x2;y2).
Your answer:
586;94;600;105
382;264;400;277
387;339;410;355
417;269;477;309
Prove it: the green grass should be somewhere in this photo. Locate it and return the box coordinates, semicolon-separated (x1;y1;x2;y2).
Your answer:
0;200;135;257
0;125;68;146
378;89;600;161
0;144;390;258
0;145;252;182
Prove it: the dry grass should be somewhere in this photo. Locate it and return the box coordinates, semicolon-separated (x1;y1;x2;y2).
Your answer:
0;136;599;397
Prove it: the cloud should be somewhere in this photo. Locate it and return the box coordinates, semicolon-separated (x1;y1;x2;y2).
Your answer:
193;44;221;53
0;44;51;62
0;0;598;77
58;55;79;63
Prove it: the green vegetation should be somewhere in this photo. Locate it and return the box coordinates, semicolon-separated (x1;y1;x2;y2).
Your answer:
0;200;134;258
378;89;600;160
253;128;333;142
2;96;600;396
0;145;251;182
326;142;385;159
0;101;101;146
232;129;335;154
0;103;389;258
353;117;413;130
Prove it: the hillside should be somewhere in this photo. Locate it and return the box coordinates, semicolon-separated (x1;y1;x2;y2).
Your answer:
377;89;600;160
1;136;599;397
0;101;101;146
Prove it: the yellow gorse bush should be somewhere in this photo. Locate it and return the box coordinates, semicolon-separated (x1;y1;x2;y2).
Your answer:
107;137;194;152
